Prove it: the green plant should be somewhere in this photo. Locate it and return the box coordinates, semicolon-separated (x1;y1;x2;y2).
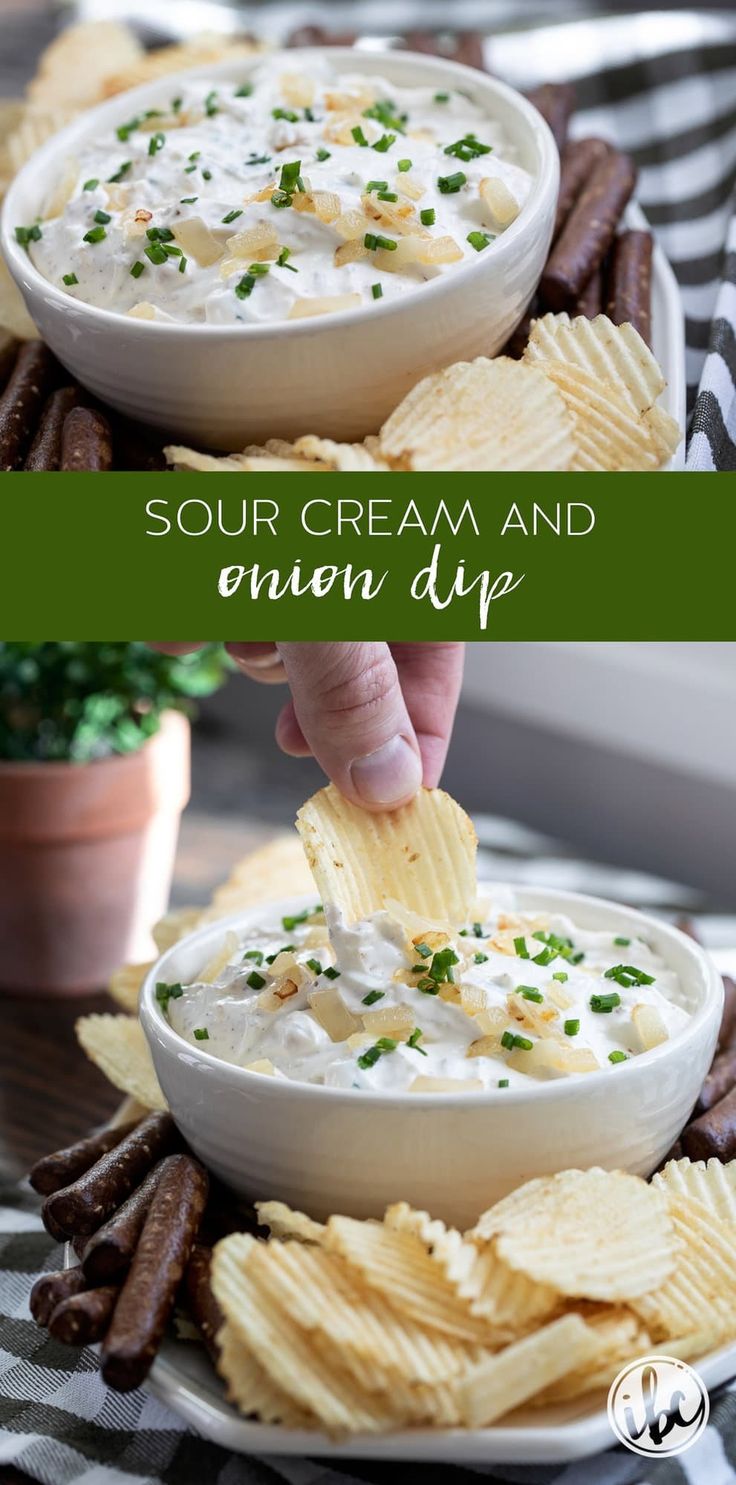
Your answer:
0;643;229;763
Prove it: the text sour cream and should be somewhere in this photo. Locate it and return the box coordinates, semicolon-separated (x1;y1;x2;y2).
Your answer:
26;59;532;324
161;897;689;1092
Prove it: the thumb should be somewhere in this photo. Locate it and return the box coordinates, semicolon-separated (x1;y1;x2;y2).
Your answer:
276;643;422;810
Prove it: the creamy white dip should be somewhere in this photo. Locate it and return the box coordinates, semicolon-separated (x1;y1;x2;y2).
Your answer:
24;58;532;325
160;896;689;1092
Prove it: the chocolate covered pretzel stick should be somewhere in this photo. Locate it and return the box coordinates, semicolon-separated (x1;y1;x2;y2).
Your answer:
717;977;736;1053
527;83;576;153
30;1267;88;1327
61;405;113;472
0;341;57;471
606;229;653;344
49;1285;119;1346
25;386;80;471
0;334;20;391
287;25;356;47
184;1243;224;1361
541;150;637;311
554;138;611;240
695;1046;736;1115
82;1164;162;1284
404;31;486;71
45;1112;178;1238
101;1154;209;1391
575;265;605;318
30;1119;141;1197
682;1084;736;1163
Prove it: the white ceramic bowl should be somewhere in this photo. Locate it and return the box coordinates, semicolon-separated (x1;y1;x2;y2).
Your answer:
140;885;722;1228
1;50;558;449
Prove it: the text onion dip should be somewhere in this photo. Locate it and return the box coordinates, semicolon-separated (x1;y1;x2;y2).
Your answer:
159;896;689;1092
22;58;532;324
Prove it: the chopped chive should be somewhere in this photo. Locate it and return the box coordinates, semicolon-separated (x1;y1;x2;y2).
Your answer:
609;1050;628;1064
163;243;183;258
552;970;569;983
364;100;406;133
306;958;322;975
282;907;320;932
276;246;297;271
377;190;398;201
417;978;440;995
364;232;397;251
438;171;466;193
202;168;212;181
564;1018;580;1037
352;125;369;147
501;1030;534;1051
357;1036;398;1069
316;146;331;161
222;208;243;224
362;989;385;1005
246;152;271;165
130;260;145;278
279;160;303;192
414;942;432;958
155;981;183;1010
514;937;529;959
83;178;99;192
614;936;631;946
372;133;396;153
193;1027;210;1041
590;992;622;1013
184;165;197;174
246;970;266;990
324;966;341;980
243;950;264;964
271;190;292;208
498;1078;509;1088
94;209;112;225
445;136;493;160
604;964;655;988
83;226;107;244
407;1028;427;1055
171;96;183;114
273;106;299;123
397;158;412;172
533;946;556;967
180;196;198;204
235;272;256;298
204;90;219;117
472;923;484;938
62;272;79;286
108;161;132;183
189;151;201;162
15;224;42;247
435;92;451;103
148;132;166;157
517;985;544;1002
117;116;142;143
371;283;383;300
473;952;489;964
366;180;388;193
235;83;253;98
144;242;167;264
146;226;175;242
468;230;493;252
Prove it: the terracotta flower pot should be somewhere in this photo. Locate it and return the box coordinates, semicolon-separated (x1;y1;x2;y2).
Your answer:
0;710;191;995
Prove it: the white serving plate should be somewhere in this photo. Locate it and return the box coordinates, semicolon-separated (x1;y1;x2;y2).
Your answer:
144;1332;736;1463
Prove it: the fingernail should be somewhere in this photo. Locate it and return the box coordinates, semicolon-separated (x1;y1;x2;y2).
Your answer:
235;649;280;669
350;737;422;807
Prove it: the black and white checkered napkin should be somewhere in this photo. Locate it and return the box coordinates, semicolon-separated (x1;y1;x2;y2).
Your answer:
1;806;735;1485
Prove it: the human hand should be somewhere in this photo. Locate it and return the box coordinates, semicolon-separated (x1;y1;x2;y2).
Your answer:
152;642;464;811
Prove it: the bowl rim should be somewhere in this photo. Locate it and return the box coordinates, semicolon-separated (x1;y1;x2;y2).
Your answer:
1;47;559;343
140;882;723;1109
